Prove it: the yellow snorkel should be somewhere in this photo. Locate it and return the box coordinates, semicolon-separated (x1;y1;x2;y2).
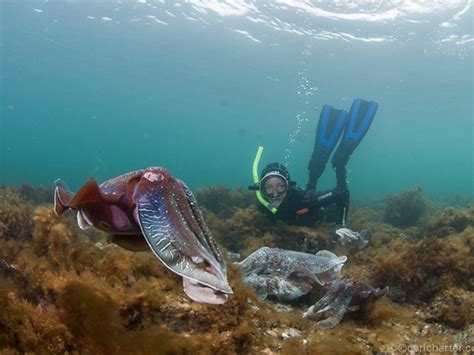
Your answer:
252;146;278;214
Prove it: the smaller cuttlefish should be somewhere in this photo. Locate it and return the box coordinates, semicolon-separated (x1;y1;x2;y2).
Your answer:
238;247;387;328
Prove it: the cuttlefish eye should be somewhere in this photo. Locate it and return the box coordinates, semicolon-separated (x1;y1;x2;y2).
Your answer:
143;172;165;182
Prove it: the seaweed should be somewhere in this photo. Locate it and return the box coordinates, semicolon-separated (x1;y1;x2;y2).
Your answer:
18;183;53;205
0;287;72;353
206;205;331;257
196;185;234;218
383;186;427;227
371;237;474;303
425;205;474;237
58;281;199;354
196;185;254;219
425;288;474;329
0;187;33;241
0;183;472;353
205;205;273;255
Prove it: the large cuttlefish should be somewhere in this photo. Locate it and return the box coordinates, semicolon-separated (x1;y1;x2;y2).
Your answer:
54;167;233;304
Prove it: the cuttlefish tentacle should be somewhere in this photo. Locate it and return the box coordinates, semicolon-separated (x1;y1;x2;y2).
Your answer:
304;279;388;329
178;179;227;274
315;292;353;329
171;179;228;280
303;280;353;327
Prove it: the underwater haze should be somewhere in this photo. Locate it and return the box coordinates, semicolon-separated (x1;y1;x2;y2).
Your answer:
1;0;473;200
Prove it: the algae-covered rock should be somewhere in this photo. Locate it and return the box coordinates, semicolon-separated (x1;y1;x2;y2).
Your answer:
371;237;474;303
0;188;33;241
425;205;474;237
18;183;53;205
196;185;254;219
383;186;427;227
425;288;474;329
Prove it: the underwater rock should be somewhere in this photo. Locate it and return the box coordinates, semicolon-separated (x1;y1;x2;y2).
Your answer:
425;205;474;236
383;186;427;227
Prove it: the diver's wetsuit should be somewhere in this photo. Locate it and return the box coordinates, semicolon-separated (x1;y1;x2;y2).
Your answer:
258;183;349;227
255;98;377;227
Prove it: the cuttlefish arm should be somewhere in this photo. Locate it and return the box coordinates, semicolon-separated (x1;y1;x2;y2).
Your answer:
304;280;353;329
177;179;227;276
133;171;232;304
304;279;388;329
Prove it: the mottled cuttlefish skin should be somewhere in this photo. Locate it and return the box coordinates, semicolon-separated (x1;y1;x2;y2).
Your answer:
54;167;233;305
238;247;387;328
237;247;347;301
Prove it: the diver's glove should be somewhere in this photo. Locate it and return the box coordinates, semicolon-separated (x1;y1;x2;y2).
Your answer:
333;228;371;249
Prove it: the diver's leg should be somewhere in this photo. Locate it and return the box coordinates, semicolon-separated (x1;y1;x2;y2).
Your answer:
307;105;348;191
331;98;378;190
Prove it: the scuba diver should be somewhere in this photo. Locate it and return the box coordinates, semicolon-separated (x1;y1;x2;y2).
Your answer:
249;98;378;246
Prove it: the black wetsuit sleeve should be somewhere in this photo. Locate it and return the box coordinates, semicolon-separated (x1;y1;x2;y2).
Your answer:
303;188;349;209
303;188;350;225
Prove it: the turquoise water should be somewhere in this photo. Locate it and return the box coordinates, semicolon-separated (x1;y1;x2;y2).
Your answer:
1;1;472;201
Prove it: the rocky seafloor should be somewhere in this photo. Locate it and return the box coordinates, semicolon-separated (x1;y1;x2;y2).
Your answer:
0;184;472;354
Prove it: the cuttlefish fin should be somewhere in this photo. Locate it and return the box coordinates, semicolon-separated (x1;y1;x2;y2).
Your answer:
69;180;105;207
76;211;92;230
316;250;348;263
54;179;74;216
56;179;123;214
54;179;102;216
287;265;320;285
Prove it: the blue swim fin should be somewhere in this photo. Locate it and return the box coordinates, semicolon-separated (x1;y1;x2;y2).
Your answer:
307;105;348;191
331;98;378;169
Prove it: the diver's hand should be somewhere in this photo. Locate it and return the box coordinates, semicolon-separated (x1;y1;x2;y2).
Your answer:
303;188;315;204
303;192;311;204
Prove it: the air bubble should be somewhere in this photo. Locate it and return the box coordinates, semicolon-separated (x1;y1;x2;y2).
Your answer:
284;42;318;162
